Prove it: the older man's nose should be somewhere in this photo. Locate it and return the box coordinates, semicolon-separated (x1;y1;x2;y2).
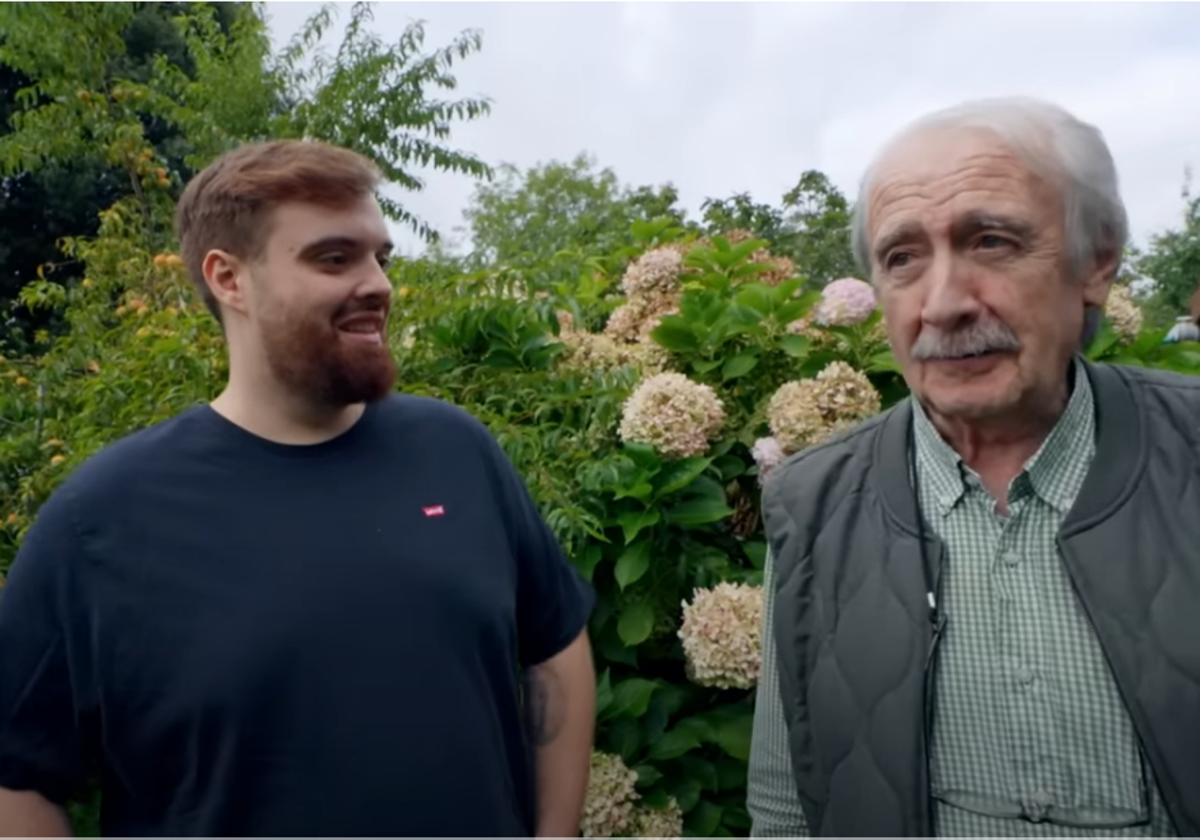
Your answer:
921;252;984;330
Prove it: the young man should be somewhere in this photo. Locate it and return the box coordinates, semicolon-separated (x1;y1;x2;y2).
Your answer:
0;140;596;837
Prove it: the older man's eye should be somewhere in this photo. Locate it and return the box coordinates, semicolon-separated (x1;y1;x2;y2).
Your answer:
887;252;912;268
977;234;1011;249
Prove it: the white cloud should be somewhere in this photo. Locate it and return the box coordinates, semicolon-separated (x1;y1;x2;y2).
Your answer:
263;1;1200;255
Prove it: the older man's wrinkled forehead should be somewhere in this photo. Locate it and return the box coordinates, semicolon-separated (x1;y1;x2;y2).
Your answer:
865;126;1061;255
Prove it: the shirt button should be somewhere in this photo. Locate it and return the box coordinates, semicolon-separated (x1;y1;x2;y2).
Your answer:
1002;551;1021;567
1017;668;1035;686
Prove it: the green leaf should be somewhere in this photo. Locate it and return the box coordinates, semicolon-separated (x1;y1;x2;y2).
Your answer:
721;351;759;381
648;726;702;760
633;764;663;787
649;319;699;353
622;442;661;472
713;454;746;480
690;357;723;374
713;712;754;761
743;540;768;570
607;716;641;761
721;804;751;829
663;498;735;528
614;541;652;590
716;757;749;792
616;508;660;544
672;776;703;813
867;349;902;374
734;283;773;315
612;480;654;502
617;601;656;647
653;456;713;499
678;755;719;791
596;622;639;667
640;690;671;744
594;669;614;719
603;677;659;721
687;801;724;836
575;544;604;581
778;333;809;357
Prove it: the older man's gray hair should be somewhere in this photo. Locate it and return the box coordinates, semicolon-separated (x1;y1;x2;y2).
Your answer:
849;97;1128;347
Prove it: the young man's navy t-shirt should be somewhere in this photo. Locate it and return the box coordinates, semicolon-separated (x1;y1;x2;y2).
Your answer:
0;394;594;836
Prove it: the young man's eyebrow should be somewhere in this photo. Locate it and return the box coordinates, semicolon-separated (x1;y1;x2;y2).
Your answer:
296;236;394;258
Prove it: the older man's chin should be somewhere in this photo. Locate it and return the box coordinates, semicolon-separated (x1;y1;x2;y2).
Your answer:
914;361;1025;421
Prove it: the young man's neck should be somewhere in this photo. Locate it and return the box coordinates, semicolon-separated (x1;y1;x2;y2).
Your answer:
211;369;364;446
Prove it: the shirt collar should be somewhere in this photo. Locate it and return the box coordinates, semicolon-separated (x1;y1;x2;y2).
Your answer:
911;356;1096;515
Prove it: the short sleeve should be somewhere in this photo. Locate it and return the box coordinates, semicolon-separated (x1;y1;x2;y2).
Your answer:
482;435;595;668
0;489;98;803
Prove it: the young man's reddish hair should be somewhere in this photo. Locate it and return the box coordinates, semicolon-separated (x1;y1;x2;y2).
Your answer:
176;139;382;322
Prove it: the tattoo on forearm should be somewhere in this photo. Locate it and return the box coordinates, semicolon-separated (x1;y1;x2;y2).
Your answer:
524;666;566;747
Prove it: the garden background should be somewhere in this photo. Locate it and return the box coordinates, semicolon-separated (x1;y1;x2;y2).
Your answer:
2;4;1200;837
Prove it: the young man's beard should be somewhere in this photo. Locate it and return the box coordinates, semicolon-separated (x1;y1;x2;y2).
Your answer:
261;306;397;409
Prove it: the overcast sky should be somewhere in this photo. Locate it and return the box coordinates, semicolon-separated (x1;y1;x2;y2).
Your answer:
264;2;1200;259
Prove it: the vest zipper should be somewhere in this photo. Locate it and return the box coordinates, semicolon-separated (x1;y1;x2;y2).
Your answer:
922;545;947;835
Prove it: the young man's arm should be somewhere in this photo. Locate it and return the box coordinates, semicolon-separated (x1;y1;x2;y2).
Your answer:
479;423;597;838
0;788;74;837
0;489;97;838
526;630;595;838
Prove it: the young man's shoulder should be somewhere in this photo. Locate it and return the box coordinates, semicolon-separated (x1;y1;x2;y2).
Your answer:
372;392;500;448
58;406;211;491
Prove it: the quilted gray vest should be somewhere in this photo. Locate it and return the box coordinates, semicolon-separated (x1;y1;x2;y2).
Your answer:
761;360;1200;836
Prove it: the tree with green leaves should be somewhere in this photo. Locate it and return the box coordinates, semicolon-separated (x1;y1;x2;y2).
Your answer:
700;170;858;287
1134;170;1200;327
0;1;492;355
460;153;686;270
0;2;243;353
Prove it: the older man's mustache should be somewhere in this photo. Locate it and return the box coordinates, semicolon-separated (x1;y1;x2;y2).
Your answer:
910;319;1022;361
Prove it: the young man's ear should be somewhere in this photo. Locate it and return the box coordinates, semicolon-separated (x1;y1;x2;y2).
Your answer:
203;250;251;318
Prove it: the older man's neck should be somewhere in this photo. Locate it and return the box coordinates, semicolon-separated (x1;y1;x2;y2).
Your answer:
929;391;1069;509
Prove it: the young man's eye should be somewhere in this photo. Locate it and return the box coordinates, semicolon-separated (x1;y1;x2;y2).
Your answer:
319;253;348;266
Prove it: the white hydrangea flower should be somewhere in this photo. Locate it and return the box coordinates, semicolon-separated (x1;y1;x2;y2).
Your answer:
679;582;764;689
582;751;640;838
618;372;726;459
1104;284;1143;344
631;798;684;838
767;361;882;455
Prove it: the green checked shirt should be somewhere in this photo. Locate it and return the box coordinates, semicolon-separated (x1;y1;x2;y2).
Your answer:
750;359;1176;837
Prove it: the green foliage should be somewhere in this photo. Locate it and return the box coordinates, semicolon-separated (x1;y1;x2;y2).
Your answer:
699;169;858;287
1133;171;1200;326
459;153;686;282
0;2;245;351
0;1;491;357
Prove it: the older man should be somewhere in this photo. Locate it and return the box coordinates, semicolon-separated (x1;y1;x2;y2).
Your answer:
748;97;1200;837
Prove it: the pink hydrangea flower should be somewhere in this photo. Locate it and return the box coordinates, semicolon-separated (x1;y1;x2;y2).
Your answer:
813;277;877;327
751;436;785;485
